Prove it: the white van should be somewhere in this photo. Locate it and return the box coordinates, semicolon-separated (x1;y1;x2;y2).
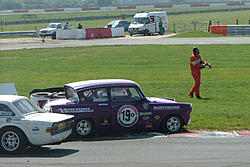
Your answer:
128;11;168;36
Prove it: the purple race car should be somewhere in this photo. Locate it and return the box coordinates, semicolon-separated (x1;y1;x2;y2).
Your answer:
30;79;192;137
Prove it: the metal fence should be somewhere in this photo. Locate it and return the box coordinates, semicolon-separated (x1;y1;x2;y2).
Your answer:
171;21;209;33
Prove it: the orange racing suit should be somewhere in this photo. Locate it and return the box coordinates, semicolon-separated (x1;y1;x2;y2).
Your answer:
189;54;207;97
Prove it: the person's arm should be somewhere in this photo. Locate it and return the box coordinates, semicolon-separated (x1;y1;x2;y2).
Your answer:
201;59;212;68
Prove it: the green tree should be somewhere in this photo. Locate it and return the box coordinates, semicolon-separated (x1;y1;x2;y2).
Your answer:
0;0;22;10
51;0;78;8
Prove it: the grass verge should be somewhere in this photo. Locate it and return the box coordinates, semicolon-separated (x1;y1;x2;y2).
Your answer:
0;44;249;130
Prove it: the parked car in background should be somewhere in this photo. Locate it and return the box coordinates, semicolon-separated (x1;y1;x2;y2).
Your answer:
0;95;74;153
104;20;130;31
30;79;192;138
39;23;62;39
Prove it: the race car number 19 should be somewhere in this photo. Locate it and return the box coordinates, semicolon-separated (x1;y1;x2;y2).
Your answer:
117;105;139;127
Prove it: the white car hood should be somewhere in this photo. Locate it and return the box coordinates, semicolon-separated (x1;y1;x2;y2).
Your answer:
40;28;56;31
129;24;144;29
147;97;176;103
24;112;73;123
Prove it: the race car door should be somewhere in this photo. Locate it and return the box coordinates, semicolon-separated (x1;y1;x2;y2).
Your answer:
81;87;111;133
110;86;146;132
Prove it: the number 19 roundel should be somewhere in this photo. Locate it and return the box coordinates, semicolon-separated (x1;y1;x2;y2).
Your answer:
117;105;139;127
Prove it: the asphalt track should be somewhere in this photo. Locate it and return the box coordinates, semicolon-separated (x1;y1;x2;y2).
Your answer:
0;132;250;167
1;35;250;51
1;36;250;166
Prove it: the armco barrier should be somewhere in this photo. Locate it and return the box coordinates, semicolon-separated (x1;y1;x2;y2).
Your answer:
210;25;250;35
227;25;250;35
56;29;86;40
210;25;227;35
85;28;112;39
0;30;38;37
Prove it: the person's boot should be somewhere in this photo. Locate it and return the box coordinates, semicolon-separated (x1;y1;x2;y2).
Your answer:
196;95;202;99
188;92;194;98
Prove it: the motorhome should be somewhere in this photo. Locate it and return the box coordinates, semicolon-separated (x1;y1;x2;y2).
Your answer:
128;11;168;36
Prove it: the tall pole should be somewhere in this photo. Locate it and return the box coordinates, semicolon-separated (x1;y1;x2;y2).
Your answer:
120;0;122;16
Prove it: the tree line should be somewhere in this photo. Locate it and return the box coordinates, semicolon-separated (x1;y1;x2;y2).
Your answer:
0;0;118;10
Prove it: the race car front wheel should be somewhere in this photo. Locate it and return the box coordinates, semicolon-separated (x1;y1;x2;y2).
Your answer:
74;119;94;137
0;127;27;154
162;115;183;133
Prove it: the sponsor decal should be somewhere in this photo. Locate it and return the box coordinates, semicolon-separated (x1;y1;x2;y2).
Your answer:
142;116;150;120
0;112;13;116
32;127;40;131
142;103;149;110
11;118;21;121
153;106;180;111
154;115;160;120
57;107;94;113
100;118;110;126
6;118;11;122
93;97;108;103
81;97;85;102
139;112;152;116
117;105;139;128
145;124;152;128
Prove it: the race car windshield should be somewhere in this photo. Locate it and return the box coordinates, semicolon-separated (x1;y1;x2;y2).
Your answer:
132;17;147;24
13;99;37;115
65;87;79;103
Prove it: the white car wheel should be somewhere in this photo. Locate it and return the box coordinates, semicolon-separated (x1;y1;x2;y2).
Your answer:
0;128;26;153
162;116;182;133
75;119;93;137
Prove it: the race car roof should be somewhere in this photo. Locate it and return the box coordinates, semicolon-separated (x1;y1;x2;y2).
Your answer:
65;79;139;90
0;95;25;103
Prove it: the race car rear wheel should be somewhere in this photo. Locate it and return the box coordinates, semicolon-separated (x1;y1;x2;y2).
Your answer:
0;127;27;154
74;119;94;137
162;115;183;133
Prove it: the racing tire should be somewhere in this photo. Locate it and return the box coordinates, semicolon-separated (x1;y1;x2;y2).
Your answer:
0;127;27;154
162;115;183;133
73;119;94;138
129;33;133;36
51;33;56;40
144;29;149;36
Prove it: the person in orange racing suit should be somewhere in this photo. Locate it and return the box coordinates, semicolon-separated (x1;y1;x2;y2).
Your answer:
189;47;212;99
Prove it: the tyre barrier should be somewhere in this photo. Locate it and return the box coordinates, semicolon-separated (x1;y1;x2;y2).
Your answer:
210;25;250;35
30;91;65;107
30;92;53;106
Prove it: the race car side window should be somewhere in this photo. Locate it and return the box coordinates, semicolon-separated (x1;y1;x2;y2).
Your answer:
0;104;15;116
83;88;108;103
111;87;142;102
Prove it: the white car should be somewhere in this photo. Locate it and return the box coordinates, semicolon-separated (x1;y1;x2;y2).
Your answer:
0;95;74;153
39;23;62;39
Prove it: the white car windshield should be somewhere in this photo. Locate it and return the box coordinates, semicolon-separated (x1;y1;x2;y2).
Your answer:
47;24;57;28
13;99;37;115
132;17;147;24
